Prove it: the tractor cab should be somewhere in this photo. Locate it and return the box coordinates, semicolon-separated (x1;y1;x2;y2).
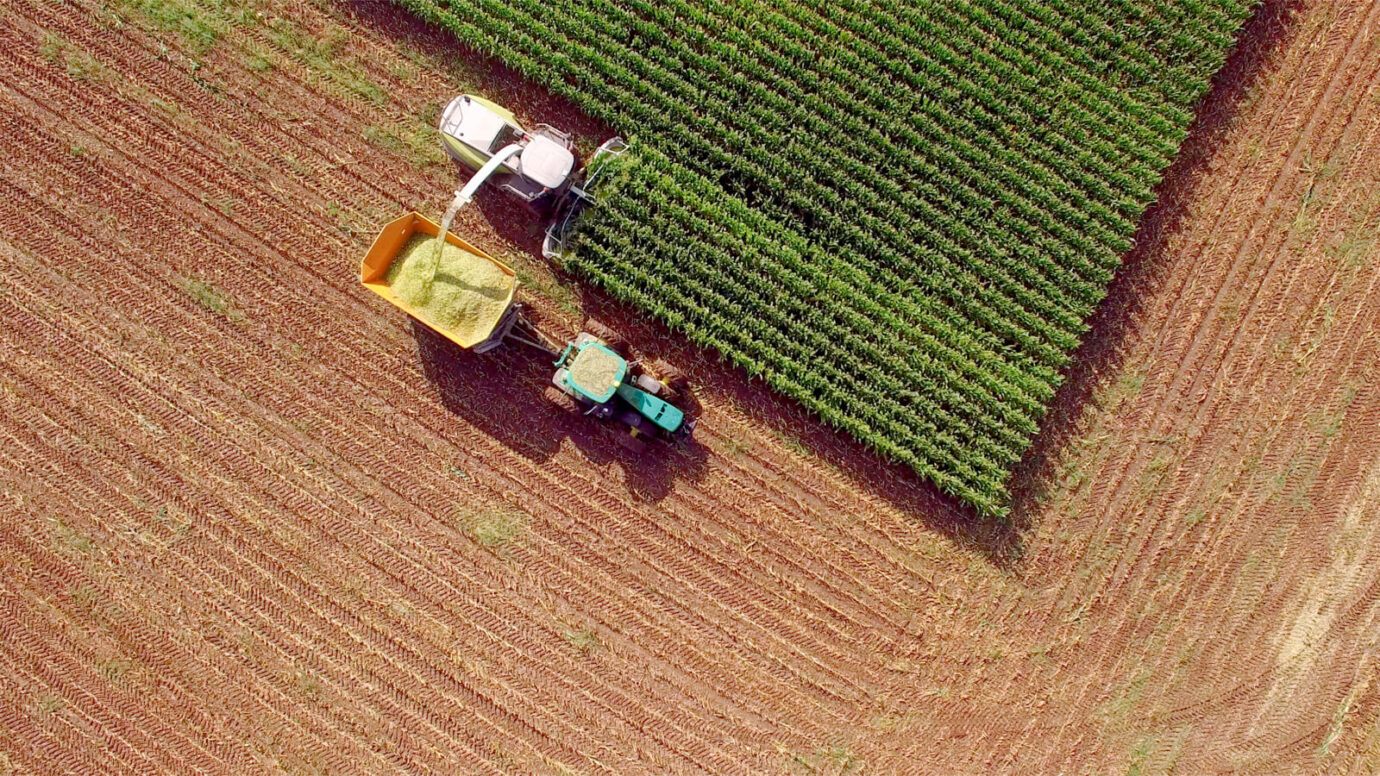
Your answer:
438;94;576;208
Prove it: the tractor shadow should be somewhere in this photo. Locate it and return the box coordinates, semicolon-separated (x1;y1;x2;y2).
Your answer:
411;319;710;504
540;0;1303;570
1006;0;1305;521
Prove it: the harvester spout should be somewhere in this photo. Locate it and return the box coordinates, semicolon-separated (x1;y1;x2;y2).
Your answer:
452;142;523;209
423;142;526;295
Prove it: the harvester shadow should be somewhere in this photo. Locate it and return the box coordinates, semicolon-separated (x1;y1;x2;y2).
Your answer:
475;189;546;257
412;320;710;504
1006;0;1305;521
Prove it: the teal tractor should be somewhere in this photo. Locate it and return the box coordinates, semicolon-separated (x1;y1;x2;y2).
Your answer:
544;322;694;453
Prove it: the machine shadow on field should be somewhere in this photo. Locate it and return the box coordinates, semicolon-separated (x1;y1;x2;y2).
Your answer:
560;293;1032;565
338;0;613;252
351;1;711;501
412;320;711;503
1007;0;1305;521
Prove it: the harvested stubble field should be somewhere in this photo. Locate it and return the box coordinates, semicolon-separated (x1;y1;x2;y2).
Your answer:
0;0;1378;773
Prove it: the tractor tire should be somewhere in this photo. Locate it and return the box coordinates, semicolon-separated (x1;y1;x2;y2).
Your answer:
617;431;648;455
647;358;689;395
583;318;628;355
543;385;579;413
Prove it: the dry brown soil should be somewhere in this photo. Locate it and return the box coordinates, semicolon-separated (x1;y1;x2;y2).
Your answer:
0;0;1377;773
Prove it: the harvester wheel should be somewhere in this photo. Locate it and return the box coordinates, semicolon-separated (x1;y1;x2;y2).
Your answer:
543;386;579;413
583;318;628;355
648;358;689;395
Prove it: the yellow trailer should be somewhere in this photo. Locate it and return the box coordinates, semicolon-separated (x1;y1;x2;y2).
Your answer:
359;211;521;353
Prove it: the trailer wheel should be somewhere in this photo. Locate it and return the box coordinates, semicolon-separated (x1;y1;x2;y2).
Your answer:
544;386;579;413
648;358;689;395
583;318;628;355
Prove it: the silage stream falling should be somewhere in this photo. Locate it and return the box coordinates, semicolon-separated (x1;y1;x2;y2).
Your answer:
422;195;465;297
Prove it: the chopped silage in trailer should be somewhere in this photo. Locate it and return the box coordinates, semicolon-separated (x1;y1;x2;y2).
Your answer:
384;234;515;343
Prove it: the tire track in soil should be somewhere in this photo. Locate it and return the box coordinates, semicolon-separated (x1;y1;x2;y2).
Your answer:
0;287;701;767
0;528;249;774
0;208;850;762
1154;124;1380;706
2;3;938;695
1015;1;1380;767
0;411;576;767
0;367;466;773
1076;45;1380;694
1112;24;1379;697
0;60;938;745
0;553;246;775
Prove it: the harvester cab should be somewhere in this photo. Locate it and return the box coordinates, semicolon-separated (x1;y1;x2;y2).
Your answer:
438;94;576;211
436;93;629;260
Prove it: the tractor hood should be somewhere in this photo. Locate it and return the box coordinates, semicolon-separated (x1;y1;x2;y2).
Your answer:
616;383;686;434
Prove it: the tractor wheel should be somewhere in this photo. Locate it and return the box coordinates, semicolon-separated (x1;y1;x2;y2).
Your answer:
543;385;579;413
617;430;648;455
583;318;628;355
648;358;689;395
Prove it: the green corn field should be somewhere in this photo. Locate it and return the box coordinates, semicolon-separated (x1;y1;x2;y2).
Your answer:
399;0;1255;516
